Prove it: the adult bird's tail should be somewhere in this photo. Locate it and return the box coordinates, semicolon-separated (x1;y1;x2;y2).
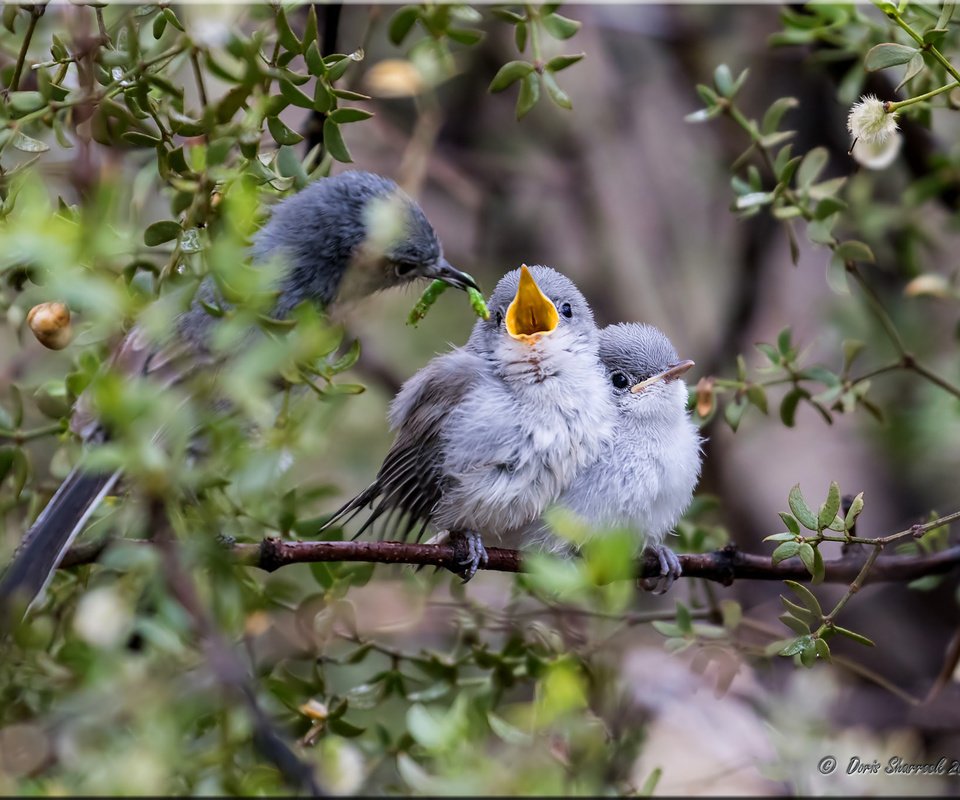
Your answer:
0;464;121;630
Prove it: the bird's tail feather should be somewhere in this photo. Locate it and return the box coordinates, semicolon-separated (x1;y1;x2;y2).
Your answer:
0;465;121;629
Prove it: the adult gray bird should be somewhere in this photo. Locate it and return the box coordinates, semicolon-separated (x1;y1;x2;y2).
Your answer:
0;170;476;624
528;323;702;593
322;264;615;580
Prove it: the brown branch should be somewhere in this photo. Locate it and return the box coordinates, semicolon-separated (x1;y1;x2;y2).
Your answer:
60;536;960;587
233;539;960;586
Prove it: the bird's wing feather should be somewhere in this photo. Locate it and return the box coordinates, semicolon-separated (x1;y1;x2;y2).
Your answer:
321;348;484;540
0;465;121;629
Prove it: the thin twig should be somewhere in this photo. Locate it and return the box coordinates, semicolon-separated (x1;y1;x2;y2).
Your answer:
9;6;42;92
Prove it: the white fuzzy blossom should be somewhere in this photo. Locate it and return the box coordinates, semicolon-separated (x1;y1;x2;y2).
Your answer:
847;95;899;146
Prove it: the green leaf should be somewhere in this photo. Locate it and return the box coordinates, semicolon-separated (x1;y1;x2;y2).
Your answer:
779;613;810;636
275;8;302;54
516;72;540;119
724;396;748;432
718;600;741;631
676;601;693;634
267;116;304;146
11;131;49;153
764;532;798;543
323;118;352;163
811;547;825;585
834;240;875;264
121;131;161;147
489;60;534;92
330;339;362;373
329;107;373;124
864;42;919;71
304;4;319;47
144;220;182;246
922;27;948;47
9;91;45;113
845;492;864;530
542;71;572;109
832;625;876;647
818;481;841;530
447;27;484;46
515;21;528;52
761;96;798;134
651;621;684;638
329;718;366;737
779;634;813;657
304;41;325;76
785;579;823;618
772;541;801;564
780;596;818;627
779;388;803;428
685;107;722;124
756;342;780;365
777;326;792;356
326;51;363;83
788;485;819;530
162;7;184;32
798;542;816;575
713;64;734;97
546;53;584;72
815;638;831;662
389;5;420;45
800;637;817;667
938;1;955;28
896;52;925;92
541;12;580;39
745;384;768;415
823;252;848;296
779;512;800;535
796;146;828;187
841;340;865;374
279;79;314;109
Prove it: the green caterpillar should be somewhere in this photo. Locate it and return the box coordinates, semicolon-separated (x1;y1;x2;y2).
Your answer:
407;279;490;326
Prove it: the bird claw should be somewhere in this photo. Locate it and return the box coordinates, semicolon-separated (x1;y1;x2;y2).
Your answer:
449;530;488;582
639;545;682;594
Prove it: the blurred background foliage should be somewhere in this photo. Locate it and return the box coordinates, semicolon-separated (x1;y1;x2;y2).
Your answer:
0;1;959;795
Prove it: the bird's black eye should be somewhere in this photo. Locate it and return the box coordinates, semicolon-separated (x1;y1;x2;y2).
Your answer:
560;302;573;318
395;261;418;277
611;372;630;389
495;311;503;326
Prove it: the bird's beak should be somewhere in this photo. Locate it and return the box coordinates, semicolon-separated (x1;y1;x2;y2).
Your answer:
505;265;559;342
631;360;695;393
431;258;480;292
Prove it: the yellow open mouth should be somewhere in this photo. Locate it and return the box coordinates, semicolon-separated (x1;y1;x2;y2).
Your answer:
505;265;559;342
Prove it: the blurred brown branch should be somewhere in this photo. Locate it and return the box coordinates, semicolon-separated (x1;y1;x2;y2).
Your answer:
148;502;324;796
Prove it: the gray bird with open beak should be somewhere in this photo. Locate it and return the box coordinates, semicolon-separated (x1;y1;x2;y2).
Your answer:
323;265;615;580
0;170;476;626
529;322;702;593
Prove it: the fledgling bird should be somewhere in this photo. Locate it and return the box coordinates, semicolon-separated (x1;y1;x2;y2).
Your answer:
530;322;702;593
0;170;476;624
323;265;615;580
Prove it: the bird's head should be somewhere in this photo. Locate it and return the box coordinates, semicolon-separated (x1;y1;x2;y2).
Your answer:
469;264;598;366
359;187;477;293
601;323;694;419
252;171;477;311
